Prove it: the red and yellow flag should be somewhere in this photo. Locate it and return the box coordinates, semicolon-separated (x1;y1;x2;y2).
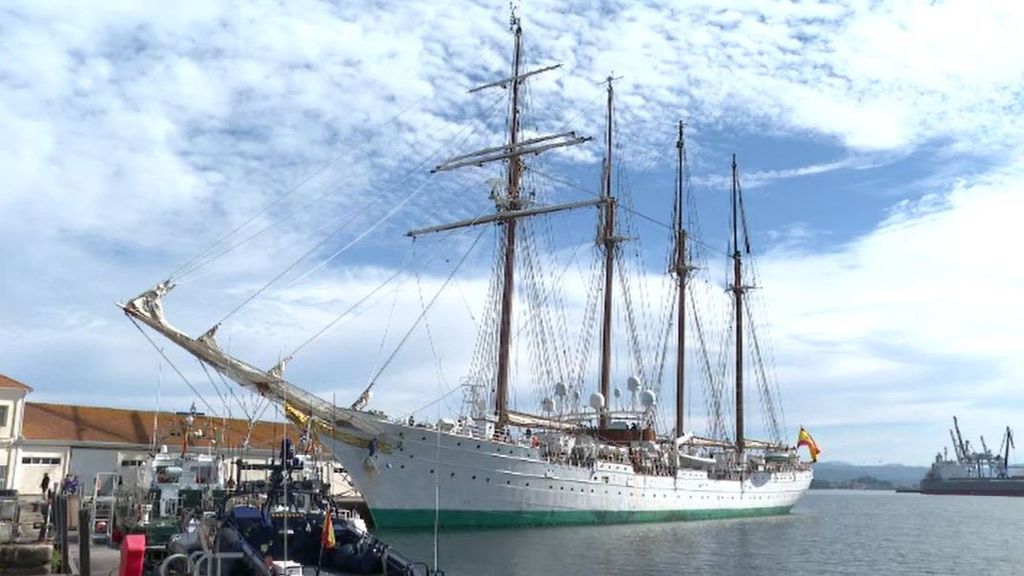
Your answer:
321;510;336;549
797;427;821;463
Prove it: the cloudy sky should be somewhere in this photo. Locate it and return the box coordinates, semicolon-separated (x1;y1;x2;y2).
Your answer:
2;0;1023;465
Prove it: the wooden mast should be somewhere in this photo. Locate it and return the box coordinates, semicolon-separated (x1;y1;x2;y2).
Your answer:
672;122;690;439
495;17;524;427
598;77;616;430
731;154;745;454
406;14;590;429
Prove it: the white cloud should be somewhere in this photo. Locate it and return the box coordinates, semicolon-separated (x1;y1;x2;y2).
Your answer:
749;157;1024;461
3;0;1024;465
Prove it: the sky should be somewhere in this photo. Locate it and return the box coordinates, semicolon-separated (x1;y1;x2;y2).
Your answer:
2;0;1023;465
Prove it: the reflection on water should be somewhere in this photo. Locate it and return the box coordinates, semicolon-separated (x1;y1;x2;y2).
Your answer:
379;491;1024;575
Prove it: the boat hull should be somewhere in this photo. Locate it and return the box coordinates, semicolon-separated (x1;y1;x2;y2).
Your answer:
323;412;812;530
920;478;1024;497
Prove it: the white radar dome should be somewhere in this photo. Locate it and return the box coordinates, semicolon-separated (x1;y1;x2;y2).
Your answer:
626;375;642;392
640;389;657;409
589;392;606;411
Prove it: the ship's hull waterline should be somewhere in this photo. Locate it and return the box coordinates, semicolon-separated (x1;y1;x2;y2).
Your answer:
323;413;812;530
920;478;1024;497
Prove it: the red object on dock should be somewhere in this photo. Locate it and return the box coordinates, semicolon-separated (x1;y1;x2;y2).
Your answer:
119;534;145;576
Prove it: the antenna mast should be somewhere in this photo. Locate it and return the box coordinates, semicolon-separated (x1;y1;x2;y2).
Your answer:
598;77;617;430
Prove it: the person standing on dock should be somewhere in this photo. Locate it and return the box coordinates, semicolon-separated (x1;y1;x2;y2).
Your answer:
40;472;50;496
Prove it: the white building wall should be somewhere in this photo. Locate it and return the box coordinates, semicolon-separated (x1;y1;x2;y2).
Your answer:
13;446;68;495
0;447;11;491
117;451;151;489
0;388;27;491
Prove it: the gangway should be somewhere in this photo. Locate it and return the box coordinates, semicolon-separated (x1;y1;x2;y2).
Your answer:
90;472;118;542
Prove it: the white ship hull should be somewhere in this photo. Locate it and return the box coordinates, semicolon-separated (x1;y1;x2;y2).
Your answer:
324;411;812;529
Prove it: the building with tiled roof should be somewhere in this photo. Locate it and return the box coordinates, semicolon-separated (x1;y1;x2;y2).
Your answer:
0;373;33;392
0;373;354;497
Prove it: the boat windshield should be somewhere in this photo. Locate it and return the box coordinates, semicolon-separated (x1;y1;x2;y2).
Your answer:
155;465;183;484
194;464;215;484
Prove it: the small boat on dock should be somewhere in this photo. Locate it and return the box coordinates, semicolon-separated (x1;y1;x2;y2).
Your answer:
155;439;438;576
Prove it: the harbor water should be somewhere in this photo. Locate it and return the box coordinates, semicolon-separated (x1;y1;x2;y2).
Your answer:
380;490;1024;575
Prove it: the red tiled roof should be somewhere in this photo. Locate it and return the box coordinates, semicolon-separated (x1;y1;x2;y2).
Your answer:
23;402;302;451
0;373;33;392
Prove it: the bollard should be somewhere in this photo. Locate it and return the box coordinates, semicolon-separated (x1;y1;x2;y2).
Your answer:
79;506;91;576
39;499;50;541
57;496;70;574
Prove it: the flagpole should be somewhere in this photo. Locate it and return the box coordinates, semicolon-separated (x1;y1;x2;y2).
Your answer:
315;536;325;576
316;503;334;576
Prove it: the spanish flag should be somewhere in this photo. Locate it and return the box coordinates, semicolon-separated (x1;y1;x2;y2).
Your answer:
321;509;336;550
797;427;821;463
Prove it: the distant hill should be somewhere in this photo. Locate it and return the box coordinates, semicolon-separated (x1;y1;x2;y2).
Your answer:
813;462;928;488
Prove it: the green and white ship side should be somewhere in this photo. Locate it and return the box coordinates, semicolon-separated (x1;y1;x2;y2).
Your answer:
324;413;811;530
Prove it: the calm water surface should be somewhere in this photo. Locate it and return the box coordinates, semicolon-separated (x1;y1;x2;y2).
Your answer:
379;491;1024;575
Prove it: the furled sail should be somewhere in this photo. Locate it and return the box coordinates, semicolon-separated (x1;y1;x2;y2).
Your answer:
122;281;345;424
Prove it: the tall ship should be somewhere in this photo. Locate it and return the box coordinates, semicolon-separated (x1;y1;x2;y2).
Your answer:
920;417;1022;496
122;13;812;529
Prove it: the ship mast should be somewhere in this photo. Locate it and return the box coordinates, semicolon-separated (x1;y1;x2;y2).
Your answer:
412;15;590;427
598;77;617;430
494;18;525;427
671;122;692;438
731;154;746;455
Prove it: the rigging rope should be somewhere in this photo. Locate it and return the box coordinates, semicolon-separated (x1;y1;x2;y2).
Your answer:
285;201;495;364
127;316;221;418
198;360;232;420
352;226;489;404
415;266;459;415
210;94;506;328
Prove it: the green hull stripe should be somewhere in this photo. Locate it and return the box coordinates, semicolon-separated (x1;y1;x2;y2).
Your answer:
371;505;793;530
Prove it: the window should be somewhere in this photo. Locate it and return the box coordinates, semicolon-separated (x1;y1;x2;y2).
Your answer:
0;465;6;487
154;465;182;484
21;457;61;465
0;405;8;427
120;459;144;467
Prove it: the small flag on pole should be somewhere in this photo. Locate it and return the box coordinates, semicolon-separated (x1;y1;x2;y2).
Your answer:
321;509;336;550
797;427;821;463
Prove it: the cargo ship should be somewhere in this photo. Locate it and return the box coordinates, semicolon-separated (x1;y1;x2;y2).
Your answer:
919;417;1023;496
